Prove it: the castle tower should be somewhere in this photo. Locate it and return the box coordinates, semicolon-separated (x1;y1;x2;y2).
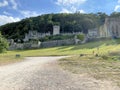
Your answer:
53;25;60;35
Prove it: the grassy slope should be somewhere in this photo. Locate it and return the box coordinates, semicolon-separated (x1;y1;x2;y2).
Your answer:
0;39;120;64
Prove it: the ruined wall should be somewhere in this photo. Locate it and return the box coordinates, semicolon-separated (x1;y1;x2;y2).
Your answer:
41;39;76;48
9;43;24;50
9;39;77;50
107;18;120;37
99;23;110;37
99;17;120;38
87;28;99;38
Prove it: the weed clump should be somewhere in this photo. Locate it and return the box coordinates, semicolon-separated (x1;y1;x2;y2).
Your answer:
101;55;109;60
15;54;21;58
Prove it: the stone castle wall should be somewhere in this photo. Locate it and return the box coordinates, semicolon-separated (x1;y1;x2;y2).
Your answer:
99;17;120;38
41;39;76;48
9;39;77;50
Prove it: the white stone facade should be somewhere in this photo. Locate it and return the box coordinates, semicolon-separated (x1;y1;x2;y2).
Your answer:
99;17;120;38
23;31;50;42
53;25;60;35
88;28;99;38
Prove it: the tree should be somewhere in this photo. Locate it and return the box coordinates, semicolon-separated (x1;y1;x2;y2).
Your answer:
110;12;120;17
0;33;9;53
96;12;108;24
0;12;107;39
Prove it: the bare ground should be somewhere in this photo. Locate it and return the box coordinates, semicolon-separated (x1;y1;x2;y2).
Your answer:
0;56;119;90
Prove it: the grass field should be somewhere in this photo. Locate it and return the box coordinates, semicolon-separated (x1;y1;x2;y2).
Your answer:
0;39;120;64
0;53;23;65
59;55;120;86
0;39;120;86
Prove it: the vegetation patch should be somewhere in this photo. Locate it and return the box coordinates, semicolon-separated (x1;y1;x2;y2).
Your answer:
40;34;75;42
59;55;120;87
0;33;9;53
0;53;23;66
0;13;105;40
77;34;85;41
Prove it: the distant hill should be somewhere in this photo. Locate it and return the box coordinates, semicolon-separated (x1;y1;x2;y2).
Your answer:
0;12;108;41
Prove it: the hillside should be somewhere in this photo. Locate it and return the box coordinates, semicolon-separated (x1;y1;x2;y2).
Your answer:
0;12;108;41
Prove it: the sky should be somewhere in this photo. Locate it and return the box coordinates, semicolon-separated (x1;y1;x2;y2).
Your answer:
0;0;120;25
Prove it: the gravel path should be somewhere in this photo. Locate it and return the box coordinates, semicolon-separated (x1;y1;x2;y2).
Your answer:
0;56;119;90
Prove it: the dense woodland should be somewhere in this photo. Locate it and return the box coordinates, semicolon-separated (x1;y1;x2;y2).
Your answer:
0;12;119;40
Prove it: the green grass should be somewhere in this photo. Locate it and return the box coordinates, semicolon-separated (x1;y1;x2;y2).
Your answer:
0;39;120;65
0;53;23;65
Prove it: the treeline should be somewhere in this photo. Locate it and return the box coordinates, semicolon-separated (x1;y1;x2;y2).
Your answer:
0;12;119;40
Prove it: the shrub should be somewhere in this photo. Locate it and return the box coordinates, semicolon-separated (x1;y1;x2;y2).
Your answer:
77;34;84;41
0;33;9;53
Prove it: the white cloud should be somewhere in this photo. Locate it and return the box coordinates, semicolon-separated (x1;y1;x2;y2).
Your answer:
60;8;85;14
20;10;40;17
60;8;72;13
0;0;18;9
0;0;8;7
0;15;20;25
78;9;85;13
10;0;18;10
114;0;120;11
60;6;77;13
3;11;12;16
71;6;77;12
118;0;120;3
56;0;86;13
56;0;86;6
114;5;120;11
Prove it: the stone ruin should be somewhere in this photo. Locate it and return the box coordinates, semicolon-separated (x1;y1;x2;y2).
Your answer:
88;17;120;39
53;25;60;35
8;25;86;50
23;31;50;42
100;17;120;38
87;28;99;38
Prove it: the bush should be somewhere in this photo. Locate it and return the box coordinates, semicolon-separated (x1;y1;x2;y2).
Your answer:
0;33;9;53
77;34;84;41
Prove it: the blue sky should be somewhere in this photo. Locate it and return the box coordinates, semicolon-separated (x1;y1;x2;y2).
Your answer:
0;0;120;25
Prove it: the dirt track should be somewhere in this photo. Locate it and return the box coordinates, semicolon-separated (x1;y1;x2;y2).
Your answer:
0;57;119;90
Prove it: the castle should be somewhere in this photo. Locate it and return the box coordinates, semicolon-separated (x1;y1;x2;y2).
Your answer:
9;17;120;50
23;25;60;42
88;17;120;39
99;17;120;38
